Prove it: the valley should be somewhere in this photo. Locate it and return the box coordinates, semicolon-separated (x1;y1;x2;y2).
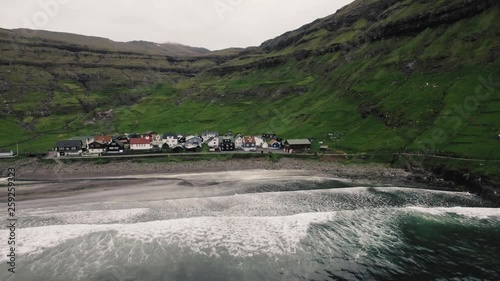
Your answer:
0;0;499;179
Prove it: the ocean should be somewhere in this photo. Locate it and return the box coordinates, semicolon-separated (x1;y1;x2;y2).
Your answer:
1;170;499;281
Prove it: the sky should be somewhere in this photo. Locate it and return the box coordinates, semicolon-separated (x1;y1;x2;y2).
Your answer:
0;0;354;50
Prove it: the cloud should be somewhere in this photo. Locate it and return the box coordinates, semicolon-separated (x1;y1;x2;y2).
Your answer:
0;0;354;50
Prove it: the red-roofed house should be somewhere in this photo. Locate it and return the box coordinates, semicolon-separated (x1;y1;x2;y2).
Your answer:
130;138;153;151
94;135;112;144
242;136;257;152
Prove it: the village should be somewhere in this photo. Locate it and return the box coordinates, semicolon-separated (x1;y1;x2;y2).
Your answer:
52;131;319;157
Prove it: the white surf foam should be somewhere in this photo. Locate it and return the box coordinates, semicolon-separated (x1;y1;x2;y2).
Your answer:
407;207;500;219
0;212;336;262
30;208;150;224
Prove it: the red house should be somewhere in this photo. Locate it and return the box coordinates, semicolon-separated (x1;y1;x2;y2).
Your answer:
130;138;153;151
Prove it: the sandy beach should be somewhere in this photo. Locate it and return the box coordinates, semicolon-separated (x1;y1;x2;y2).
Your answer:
1;158;411;181
0;158;422;208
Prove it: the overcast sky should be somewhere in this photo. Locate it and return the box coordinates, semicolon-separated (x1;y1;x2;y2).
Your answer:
0;0;354;50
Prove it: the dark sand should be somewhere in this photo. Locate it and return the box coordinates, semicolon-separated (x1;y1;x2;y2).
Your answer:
1;158;420;208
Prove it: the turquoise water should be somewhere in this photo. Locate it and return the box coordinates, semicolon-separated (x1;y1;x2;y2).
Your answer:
1;175;499;281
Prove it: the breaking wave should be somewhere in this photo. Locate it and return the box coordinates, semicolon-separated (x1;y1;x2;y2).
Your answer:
1;176;499;281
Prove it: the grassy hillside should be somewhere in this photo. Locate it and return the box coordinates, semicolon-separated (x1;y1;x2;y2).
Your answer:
0;0;499;168
1;28;210;56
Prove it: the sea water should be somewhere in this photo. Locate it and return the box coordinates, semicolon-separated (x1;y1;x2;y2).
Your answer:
1;171;499;281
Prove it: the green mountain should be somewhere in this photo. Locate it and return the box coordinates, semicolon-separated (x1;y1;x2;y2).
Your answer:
1;0;499;166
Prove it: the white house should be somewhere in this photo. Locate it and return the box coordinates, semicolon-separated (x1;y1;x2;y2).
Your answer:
130;138;153;151
162;133;179;148
184;136;202;150
235;134;243;149
254;136;265;148
206;137;219;150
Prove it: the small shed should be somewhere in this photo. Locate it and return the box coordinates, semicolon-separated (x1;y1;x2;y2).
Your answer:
0;150;14;158
284;139;311;153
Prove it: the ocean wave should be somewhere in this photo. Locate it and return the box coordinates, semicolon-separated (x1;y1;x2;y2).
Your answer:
406;206;500;219
1;205;499;281
0;212;338;261
2;206;498;262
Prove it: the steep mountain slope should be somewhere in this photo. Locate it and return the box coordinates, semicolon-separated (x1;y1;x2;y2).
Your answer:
0;0;499;169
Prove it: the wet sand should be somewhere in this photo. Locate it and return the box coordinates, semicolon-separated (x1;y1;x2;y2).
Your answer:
0;158;418;208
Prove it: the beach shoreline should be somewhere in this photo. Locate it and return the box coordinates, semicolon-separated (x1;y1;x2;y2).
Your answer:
2;157;414;183
1;157;498;206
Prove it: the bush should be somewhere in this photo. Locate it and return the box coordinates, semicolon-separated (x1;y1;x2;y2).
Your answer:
267;153;282;163
95;158;111;165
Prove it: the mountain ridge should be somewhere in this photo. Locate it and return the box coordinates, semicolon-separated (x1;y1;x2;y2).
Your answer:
0;0;499;178
2;27;212;56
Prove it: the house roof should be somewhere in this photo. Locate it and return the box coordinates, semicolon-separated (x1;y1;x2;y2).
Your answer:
56;140;83;148
162;133;178;139
243;136;256;143
89;141;107;148
70;136;93;141
268;139;280;145
286;139;311;145
202;131;219;136
185;136;202;142
108;139;125;148
130;138;151;145
221;134;234;140
144;131;157;135
94;135;112;143
206;136;218;142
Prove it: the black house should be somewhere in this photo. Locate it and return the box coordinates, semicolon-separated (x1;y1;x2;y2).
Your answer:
106;139;125;154
219;135;235;151
88;141;108;155
55;140;83;157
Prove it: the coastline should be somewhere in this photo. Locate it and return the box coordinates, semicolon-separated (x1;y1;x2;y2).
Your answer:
1;157;498;206
1;158;413;184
